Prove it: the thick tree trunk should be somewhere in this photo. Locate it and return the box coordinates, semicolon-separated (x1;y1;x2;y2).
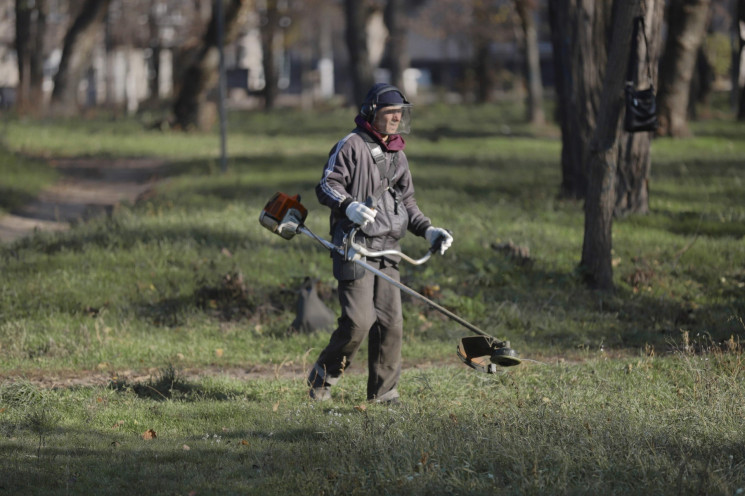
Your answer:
345;0;375;105
515;0;545;125
260;0;280;111
656;0;712;137
172;0;251;131
548;0;613;199
581;1;637;291
383;0;409;92
50;0;111;115
14;0;47;115
614;0;664;217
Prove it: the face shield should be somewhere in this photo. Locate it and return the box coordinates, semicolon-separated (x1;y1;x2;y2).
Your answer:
371;104;413;135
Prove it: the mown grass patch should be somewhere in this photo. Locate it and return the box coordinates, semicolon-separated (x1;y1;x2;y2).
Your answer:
2;340;745;495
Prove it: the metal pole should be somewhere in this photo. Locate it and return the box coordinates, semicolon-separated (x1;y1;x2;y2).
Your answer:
216;0;227;173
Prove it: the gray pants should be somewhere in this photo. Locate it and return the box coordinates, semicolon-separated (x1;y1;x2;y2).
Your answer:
314;259;402;401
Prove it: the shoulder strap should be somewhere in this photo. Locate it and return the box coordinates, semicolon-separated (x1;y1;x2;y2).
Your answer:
627;16;653;87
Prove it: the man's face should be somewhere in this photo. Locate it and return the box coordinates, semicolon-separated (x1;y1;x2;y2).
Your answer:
372;106;402;135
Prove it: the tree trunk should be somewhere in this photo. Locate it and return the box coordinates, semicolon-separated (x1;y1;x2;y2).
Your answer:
14;0;47;116
345;0;375;105
548;0;613;199
737;0;745;120
260;0;280;111
655;0;712;137
172;0;251;131
50;0;111;115
147;0;161;101
383;0;409;92
581;0;637;291
614;0;664;217
515;0;545;125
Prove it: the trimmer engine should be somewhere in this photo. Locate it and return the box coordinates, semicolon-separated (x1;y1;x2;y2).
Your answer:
259;192;308;239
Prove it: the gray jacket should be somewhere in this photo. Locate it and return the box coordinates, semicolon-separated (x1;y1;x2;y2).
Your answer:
316;128;431;271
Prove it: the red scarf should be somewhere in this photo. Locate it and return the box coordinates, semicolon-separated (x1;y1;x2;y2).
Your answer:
354;115;406;151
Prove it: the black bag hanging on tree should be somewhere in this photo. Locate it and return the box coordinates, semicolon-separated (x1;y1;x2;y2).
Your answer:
624;16;658;132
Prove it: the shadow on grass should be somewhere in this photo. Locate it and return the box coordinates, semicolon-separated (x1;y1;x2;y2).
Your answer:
0;186;37;213
135;273;298;328
107;365;255;402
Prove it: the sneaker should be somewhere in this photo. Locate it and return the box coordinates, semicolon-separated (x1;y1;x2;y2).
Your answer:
307;364;332;401
370;388;400;405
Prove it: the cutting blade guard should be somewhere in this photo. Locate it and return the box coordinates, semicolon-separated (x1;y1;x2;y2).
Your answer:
259;192;308;239
457;336;521;373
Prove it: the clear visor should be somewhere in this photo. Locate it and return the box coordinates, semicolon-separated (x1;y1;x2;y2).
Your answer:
372;104;412;135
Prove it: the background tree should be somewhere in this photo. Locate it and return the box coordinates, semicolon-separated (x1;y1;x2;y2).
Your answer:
581;0;638;290
51;0;112;115
345;0;376;105
172;0;252;130
656;0;712;137
548;0;613;200
259;0;280;110
14;0;47;116
383;0;410;92
614;0;664;216
514;0;545;124
737;0;745;119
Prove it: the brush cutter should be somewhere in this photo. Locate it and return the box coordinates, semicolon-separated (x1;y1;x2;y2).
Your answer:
259;192;521;372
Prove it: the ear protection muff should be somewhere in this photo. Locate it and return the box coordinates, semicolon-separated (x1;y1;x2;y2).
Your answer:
360;84;409;122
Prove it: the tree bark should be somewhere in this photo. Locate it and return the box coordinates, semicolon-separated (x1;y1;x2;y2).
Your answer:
260;0;280;111
345;0;375;105
614;0;664;217
14;0;47;116
581;0;637;291
50;0;111;115
548;0;613;199
383;0;410;92
515;0;545;125
655;0;712;137
172;0;252;131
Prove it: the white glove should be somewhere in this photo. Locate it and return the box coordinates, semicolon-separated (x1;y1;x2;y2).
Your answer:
345;201;377;226
425;227;453;255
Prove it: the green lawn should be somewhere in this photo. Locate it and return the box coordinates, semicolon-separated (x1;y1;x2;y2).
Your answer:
1;103;744;494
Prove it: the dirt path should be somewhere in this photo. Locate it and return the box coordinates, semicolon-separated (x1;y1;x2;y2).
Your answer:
0;157;169;244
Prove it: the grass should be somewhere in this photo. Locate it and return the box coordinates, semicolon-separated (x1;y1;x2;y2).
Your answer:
1;100;745;494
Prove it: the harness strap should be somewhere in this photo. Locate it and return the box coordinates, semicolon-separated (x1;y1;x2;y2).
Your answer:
354;130;398;202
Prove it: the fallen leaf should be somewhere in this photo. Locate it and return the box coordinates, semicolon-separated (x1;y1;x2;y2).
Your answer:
449;413;458;424
354;404;367;412
272;402;280;412
142;429;157;440
241;440;249;446
215;348;224;358
221;247;233;257
183;444;190;451
112;420;125;429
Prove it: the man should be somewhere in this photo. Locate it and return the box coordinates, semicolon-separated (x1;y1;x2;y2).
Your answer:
308;83;453;404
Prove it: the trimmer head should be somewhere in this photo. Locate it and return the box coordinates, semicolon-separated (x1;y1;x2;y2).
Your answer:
457;335;521;373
